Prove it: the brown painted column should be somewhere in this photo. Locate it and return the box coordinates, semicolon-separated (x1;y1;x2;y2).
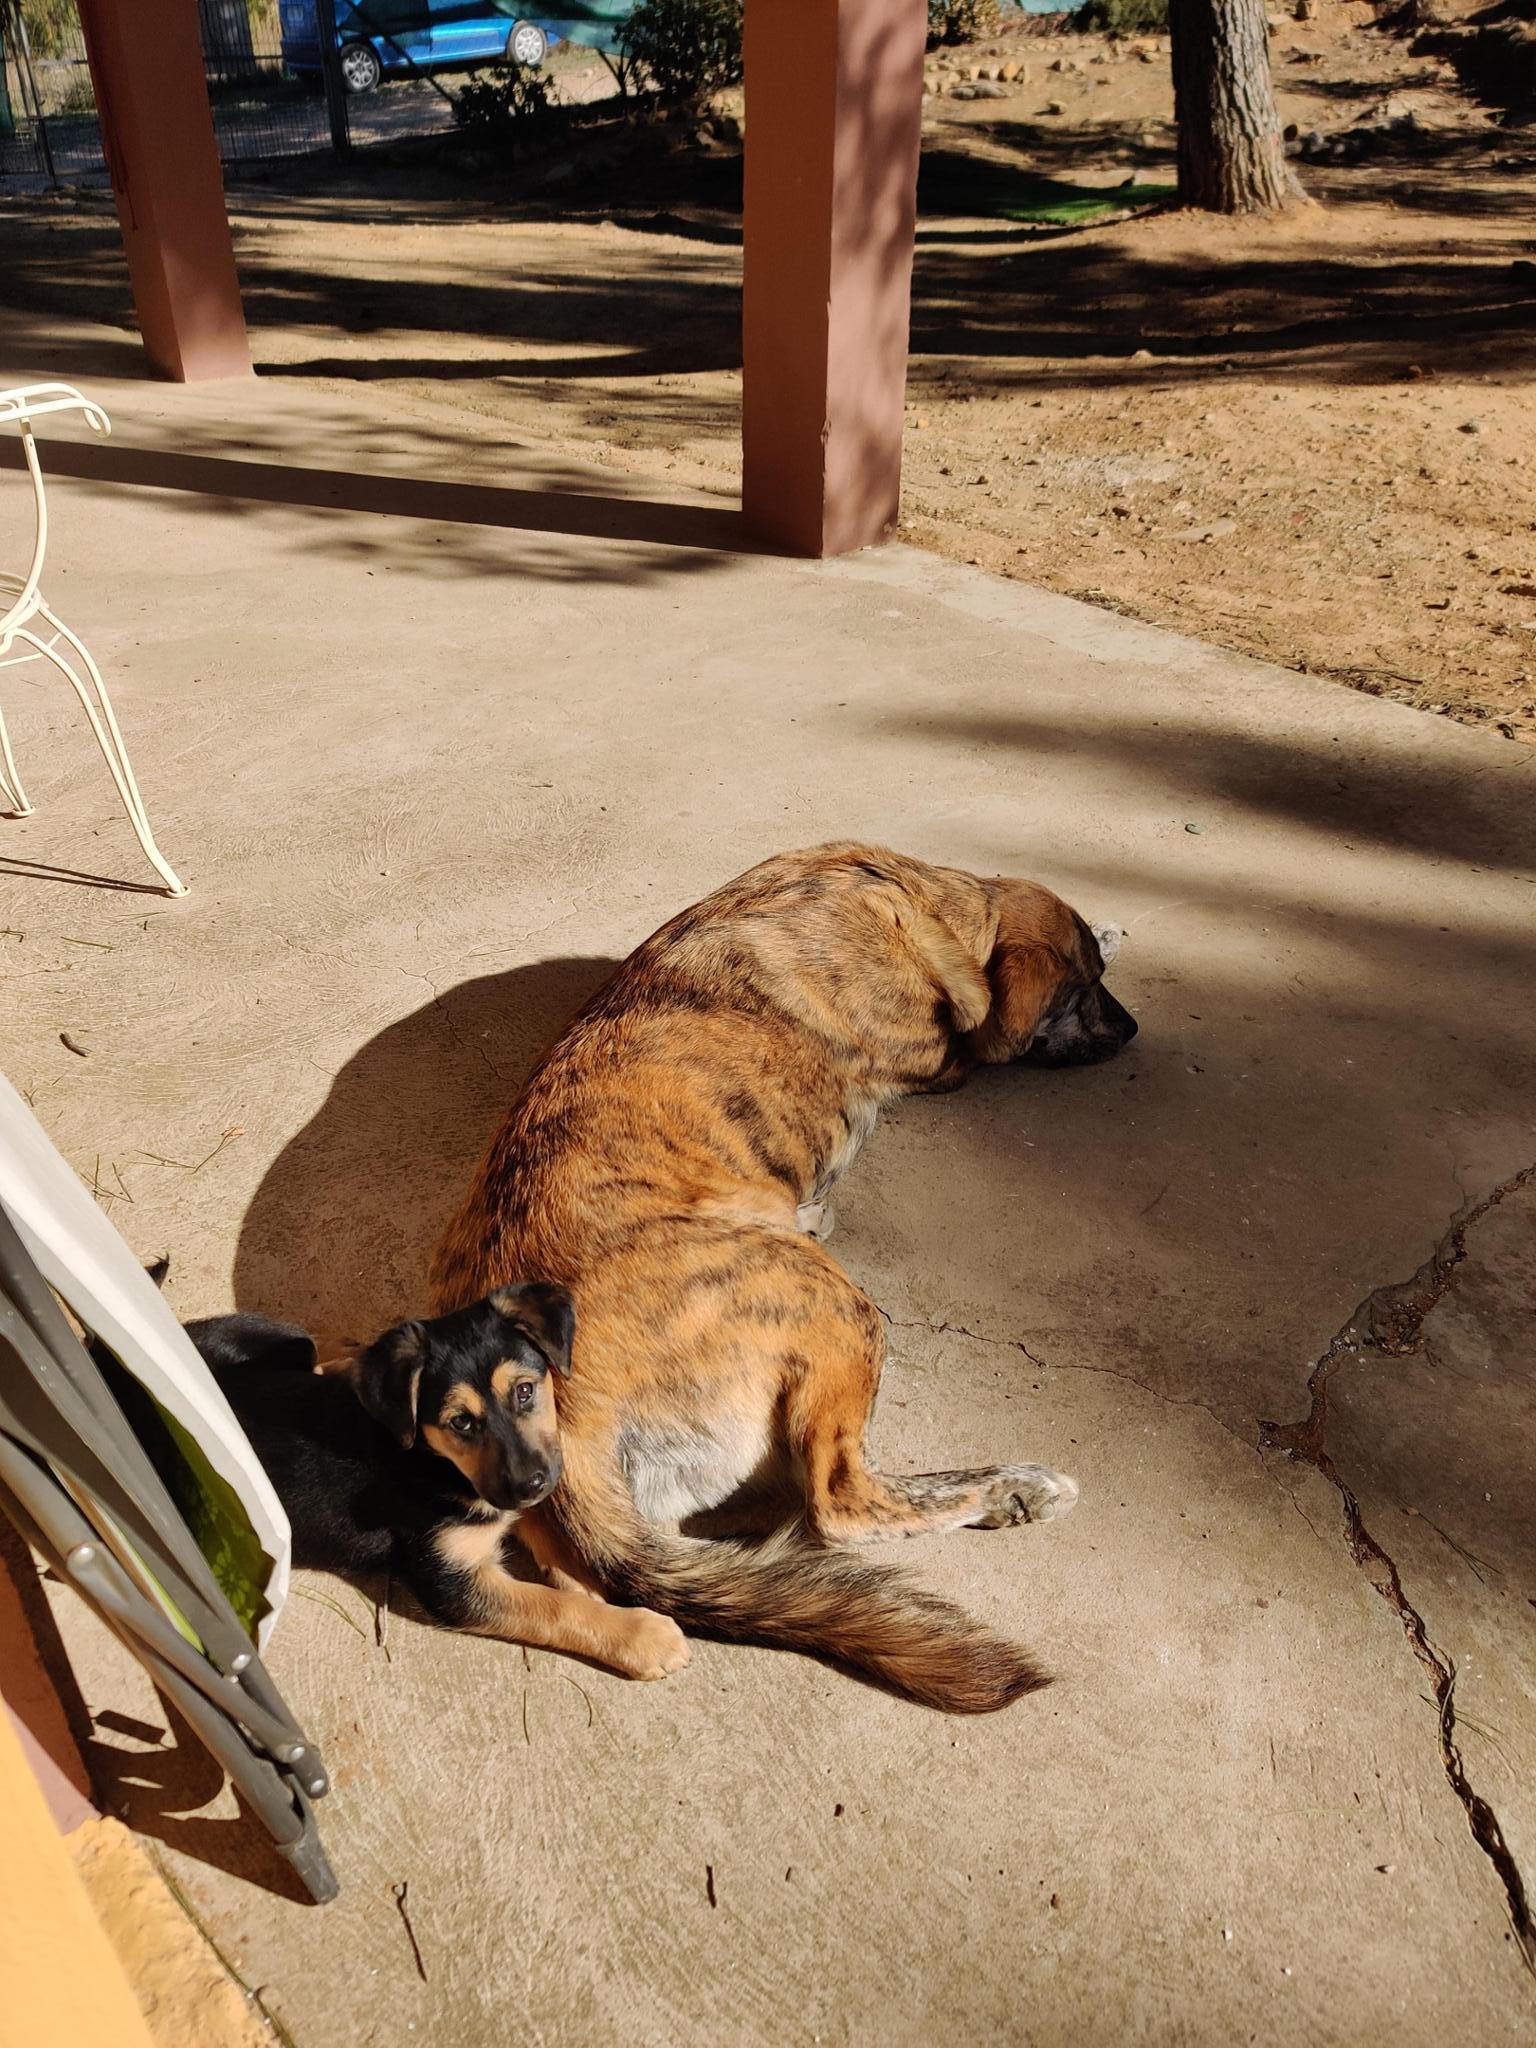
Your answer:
741;0;926;557
77;0;252;382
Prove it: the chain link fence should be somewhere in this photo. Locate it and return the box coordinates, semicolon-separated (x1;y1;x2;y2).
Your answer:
0;0;497;187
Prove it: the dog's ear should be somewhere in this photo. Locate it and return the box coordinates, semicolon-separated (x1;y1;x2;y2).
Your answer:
489;1283;575;1379
185;1312;317;1377
969;901;1065;1064
350;1322;427;1445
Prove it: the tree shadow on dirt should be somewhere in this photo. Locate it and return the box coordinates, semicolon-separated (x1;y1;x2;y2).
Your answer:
3;98;1533;413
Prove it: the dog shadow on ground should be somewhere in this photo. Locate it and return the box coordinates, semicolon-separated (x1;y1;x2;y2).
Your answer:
233;955;619;1347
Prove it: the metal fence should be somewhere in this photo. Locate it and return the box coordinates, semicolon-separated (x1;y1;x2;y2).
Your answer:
0;0;477;188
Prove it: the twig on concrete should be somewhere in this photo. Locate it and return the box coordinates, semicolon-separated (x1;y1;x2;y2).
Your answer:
60;1032;90;1058
135;1127;244;1173
392;1882;428;1983
560;1672;595;1729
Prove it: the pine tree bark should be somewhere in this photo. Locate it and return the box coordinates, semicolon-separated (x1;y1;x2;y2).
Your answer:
1170;0;1300;213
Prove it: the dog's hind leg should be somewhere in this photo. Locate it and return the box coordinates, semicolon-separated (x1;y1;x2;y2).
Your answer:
789;1309;1078;1544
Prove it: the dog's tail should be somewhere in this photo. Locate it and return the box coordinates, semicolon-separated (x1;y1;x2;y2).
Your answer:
550;1465;1048;1715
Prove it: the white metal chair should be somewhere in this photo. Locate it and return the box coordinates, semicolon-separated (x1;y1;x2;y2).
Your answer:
1;383;186;896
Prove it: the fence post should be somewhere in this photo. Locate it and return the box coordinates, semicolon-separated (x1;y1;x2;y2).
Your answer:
314;0;351;157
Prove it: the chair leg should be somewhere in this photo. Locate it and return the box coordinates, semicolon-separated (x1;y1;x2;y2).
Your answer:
16;613;187;896
0;696;34;817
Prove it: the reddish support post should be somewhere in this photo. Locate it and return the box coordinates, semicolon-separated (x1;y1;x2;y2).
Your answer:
77;0;252;382
741;0;926;557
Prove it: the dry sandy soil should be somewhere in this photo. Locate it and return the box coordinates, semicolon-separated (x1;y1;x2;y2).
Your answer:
3;2;1534;740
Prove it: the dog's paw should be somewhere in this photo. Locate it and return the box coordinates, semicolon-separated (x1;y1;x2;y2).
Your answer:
796;1202;836;1242
620;1609;692;1680
969;1465;1080;1529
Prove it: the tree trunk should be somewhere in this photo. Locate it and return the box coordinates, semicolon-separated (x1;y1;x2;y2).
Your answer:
1170;0;1300;214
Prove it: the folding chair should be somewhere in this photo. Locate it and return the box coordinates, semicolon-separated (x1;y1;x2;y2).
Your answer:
1;382;187;895
0;1075;335;1901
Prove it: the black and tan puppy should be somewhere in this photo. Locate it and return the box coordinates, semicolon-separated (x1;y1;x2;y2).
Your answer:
432;842;1138;1713
185;1291;688;1681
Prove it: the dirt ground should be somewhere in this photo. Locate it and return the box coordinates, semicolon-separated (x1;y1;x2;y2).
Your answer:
2;4;1534;741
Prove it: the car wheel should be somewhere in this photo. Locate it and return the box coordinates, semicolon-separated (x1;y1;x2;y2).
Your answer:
339;40;382;92
507;20;548;67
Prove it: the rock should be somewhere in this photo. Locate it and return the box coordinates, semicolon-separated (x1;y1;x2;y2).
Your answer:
1460;419;1486;433
1294;0;1314;19
1138;47;1157;62
951;83;977;98
1000;59;1020;80
973;79;1007;98
1129;347;1155;363
1044;99;1066;114
1050;56;1066;70
1171;518;1238;542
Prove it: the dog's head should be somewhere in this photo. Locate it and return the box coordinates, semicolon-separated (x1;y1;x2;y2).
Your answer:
350;1286;573;1512
974;887;1138;1069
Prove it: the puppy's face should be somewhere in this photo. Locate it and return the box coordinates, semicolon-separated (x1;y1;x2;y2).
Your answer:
1020;912;1138;1069
351;1285;573;1513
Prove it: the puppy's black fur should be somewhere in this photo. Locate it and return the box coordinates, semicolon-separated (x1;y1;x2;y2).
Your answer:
176;1290;572;1631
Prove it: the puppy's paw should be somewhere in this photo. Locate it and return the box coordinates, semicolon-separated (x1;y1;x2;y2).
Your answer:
619;1609;691;1680
969;1464;1080;1529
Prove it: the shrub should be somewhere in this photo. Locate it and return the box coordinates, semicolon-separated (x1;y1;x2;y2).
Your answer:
450;62;559;153
1073;0;1170;33
620;0;743;108
928;0;1002;48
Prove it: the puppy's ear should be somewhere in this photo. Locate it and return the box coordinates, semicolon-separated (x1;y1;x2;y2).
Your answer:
350;1322;426;1445
489;1282;575;1379
185;1312;318;1378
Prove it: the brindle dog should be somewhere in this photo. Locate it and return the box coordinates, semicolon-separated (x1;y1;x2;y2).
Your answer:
432;844;1138;1712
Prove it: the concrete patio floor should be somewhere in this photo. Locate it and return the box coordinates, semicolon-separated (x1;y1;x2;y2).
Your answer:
2;323;1534;2046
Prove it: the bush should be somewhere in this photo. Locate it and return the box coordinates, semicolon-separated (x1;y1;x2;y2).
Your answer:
450;62;559;154
928;0;1002;48
1073;0;1169;32
620;0;743;108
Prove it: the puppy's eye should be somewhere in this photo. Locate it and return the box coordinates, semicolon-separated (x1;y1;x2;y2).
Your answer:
447;1412;479;1438
513;1381;538;1414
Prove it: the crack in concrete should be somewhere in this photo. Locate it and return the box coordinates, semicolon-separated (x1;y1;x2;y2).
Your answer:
1260;1162;1536;1979
399;967;503;1086
881;1308;1245;1450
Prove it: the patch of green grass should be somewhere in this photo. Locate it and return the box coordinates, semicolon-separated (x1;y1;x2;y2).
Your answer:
919;148;1172;225
1000;175;1173;223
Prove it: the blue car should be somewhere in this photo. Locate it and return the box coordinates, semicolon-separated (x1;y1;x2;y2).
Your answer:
279;1;624;92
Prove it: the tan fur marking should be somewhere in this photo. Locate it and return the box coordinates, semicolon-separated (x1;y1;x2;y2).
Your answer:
434;1514;514;1573
447;1384;485;1418
422;1421;500;1497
